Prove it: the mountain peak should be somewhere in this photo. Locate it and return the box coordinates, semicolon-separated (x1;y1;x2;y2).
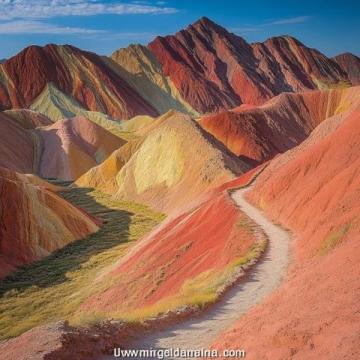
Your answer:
191;16;228;34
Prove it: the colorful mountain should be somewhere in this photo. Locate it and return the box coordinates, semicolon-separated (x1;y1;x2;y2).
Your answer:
148;17;348;113
0;112;36;173
333;52;360;85
211;86;360;359
0;167;99;279
37;116;125;181
4;109;52;129
109;44;197;116
79;169;265;319
76;111;248;213
200;87;359;163
0;44;158;119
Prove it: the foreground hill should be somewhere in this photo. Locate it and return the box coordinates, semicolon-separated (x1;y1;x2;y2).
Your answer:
79;169;265;320
0;44;158;119
76;111;248;213
149;17;348;113
0;167;99;278
210;87;360;359
200;87;360;163
333;52;360;85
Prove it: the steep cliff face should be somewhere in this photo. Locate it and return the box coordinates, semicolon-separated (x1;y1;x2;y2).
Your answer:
148;17;348;113
333;52;360;85
0;167;100;279
200;87;360;163
0;44;158;119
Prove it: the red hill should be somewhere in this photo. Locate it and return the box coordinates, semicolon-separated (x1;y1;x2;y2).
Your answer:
149;17;348;113
0;44;158;119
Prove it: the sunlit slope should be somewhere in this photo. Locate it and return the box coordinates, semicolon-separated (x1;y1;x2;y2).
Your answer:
211;87;360;359
200;87;360;163
77;111;248;213
37;116;125;181
109;44;197;116
149;17;349;113
0;44;158;119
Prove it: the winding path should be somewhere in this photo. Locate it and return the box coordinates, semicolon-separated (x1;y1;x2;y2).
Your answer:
101;185;291;359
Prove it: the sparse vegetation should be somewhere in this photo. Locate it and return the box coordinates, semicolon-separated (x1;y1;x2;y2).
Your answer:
318;223;351;256
111;236;267;323
0;185;164;340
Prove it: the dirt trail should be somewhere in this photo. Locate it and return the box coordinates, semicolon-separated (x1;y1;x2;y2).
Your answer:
101;185;291;359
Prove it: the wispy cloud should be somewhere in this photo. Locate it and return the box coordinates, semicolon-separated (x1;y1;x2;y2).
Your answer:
232;16;312;35
269;16;312;25
0;20;104;34
0;0;178;20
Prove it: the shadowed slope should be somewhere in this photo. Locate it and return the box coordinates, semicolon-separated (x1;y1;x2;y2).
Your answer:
0;112;35;173
200;87;360;163
333;53;360;85
149;17;348;113
211;88;360;359
3;109;52;129
0;44;158;119
0;167;99;279
0;180;164;340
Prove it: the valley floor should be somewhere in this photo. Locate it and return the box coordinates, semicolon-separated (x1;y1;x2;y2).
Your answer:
0;182;164;339
99;185;291;359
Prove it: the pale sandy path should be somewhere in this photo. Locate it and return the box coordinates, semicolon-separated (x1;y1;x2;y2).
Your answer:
101;185;291;359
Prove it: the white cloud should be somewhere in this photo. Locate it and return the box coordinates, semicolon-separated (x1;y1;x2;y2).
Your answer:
268;16;312;25
232;16;312;35
0;20;104;34
0;0;178;20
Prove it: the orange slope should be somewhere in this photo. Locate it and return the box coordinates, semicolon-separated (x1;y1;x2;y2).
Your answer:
200;87;360;163
209;89;360;359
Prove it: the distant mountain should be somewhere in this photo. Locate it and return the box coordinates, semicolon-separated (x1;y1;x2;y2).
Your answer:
148;17;349;113
0;18;353;117
333;52;360;85
0;44;158;119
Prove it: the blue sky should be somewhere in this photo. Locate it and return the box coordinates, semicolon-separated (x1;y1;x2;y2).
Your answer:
0;0;359;59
